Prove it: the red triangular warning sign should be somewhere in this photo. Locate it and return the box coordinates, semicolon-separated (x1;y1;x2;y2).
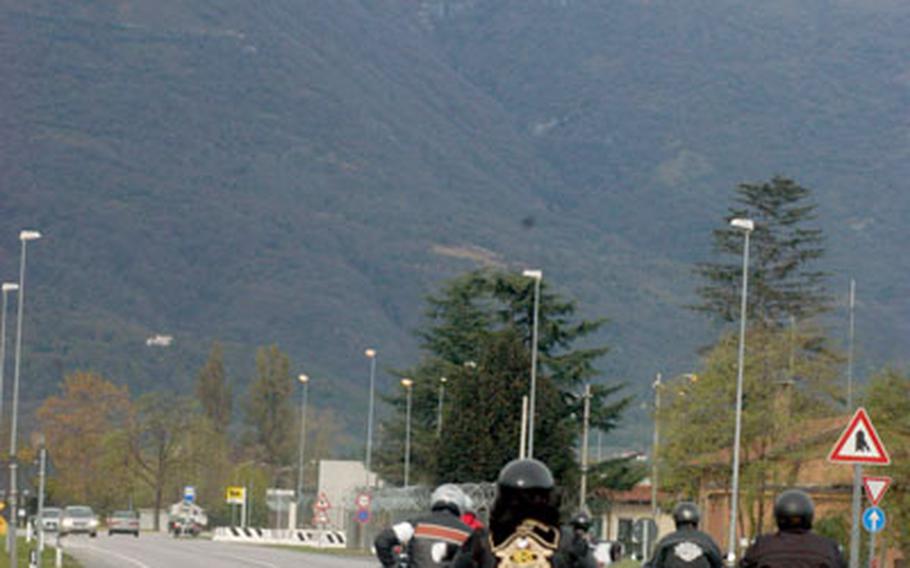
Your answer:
863;476;892;506
315;491;332;510
828;407;890;465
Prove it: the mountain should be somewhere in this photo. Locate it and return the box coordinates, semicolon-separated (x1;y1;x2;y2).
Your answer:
1;0;909;450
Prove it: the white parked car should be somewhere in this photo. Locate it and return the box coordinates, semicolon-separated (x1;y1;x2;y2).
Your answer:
61;505;99;537
39;507;62;533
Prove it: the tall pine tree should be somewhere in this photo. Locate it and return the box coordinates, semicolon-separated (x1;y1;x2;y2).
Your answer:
694;176;829;326
375;269;630;487
245;345;294;472
195;341;232;434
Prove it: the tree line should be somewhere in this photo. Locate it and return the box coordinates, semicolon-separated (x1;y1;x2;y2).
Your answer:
31;343;341;528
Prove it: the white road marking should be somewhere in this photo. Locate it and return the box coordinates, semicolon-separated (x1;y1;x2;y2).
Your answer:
207;551;280;568
66;542;153;568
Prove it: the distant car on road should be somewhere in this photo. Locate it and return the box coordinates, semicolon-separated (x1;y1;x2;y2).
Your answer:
168;501;207;538
39;507;62;533
107;510;140;537
61;506;99;537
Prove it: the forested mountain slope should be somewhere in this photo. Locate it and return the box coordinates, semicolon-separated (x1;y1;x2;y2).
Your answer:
1;0;908;448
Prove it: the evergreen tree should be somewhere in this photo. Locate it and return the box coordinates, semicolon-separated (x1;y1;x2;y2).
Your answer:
376;269;630;487
195;341;232;434
245;345;294;472
694;176;829;326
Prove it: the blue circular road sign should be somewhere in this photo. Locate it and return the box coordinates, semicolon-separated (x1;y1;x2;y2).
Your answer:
355;509;371;524
862;506;886;533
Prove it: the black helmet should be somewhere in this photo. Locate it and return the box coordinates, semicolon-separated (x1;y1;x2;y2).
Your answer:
490;459;560;543
570;511;592;531
672;502;700;528
774;489;814;531
497;458;555;490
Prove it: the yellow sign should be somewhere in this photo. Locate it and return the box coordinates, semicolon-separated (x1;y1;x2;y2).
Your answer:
0;503;6;536
225;486;246;504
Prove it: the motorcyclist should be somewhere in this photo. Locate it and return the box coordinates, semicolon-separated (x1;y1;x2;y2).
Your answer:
740;489;846;568
563;511;598;568
568;511;593;543
461;496;485;533
644;502;722;568
462;458;593;567
375;483;478;567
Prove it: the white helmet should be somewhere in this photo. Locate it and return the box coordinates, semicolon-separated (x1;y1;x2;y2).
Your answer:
463;495;476;514
431;484;468;515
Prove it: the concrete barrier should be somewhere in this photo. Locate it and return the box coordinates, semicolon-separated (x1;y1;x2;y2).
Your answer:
212;527;347;548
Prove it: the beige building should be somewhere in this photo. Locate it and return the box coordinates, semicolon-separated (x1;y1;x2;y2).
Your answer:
595;484;674;559
316;460;379;529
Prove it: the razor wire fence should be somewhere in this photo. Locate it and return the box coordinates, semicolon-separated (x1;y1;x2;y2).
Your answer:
340;481;496;549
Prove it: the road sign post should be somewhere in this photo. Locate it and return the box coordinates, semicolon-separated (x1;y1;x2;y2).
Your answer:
315;491;331;511
863;476;891;506
355;493;371;510
862;506;886;533
633;517;658;561
829;408;891;568
225;486;246;504
828;408;890;465
355;492;372;528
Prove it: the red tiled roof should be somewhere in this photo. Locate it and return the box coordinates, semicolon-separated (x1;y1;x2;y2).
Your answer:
596;484;670;504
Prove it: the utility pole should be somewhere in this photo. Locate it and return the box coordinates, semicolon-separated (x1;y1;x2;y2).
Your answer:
847;279;861;568
37;444;47;558
519;396;528;459
522;269;543;458
651;373;661;517
436;377;447;437
847;279;856;410
579;384;591;510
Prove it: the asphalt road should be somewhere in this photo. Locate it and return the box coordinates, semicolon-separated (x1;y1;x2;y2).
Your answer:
62;533;377;568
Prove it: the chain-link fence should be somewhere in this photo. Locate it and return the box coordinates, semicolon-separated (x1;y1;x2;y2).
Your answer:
341;482;496;549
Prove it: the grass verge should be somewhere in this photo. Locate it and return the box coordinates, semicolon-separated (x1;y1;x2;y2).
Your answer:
0;537;82;567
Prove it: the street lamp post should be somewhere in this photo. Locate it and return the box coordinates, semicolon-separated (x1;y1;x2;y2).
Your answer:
651;373;662;518
726;218;754;565
401;378;414;488
0;283;19;438
296;373;310;522
9;229;41;567
36;436;47;554
436;377;447;437
522;269;542;458
364;349;377;479
579;383;591;510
